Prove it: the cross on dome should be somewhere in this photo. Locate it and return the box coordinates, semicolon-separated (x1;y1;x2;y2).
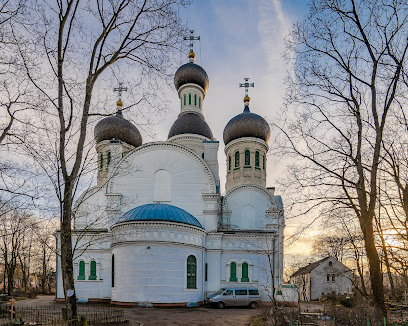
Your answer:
113;82;128;109
184;30;200;62
239;78;254;109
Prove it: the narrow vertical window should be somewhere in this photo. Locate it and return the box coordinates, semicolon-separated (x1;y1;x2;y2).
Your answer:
187;255;197;289
189;93;191;105
99;153;103;170
194;94;197;106
229;262;237;282
107;151;111;167
255;151;260;167
245;150;250;166
235;151;240;168
262;155;265;170
111;255;115;287
78;261;85;280
184;94;186;106
199;97;201;108
228;155;231;172
89;261;97;280
202;153;205;159
205;263;208;282
241;263;249;282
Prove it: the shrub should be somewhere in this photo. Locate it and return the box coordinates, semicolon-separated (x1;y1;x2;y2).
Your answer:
340;297;356;308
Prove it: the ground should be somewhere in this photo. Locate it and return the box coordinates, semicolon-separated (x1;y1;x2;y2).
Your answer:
13;295;259;326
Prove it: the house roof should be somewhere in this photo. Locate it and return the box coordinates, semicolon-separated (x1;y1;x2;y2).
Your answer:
290;257;331;278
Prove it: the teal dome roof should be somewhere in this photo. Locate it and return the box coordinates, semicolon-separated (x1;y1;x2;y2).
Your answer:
117;203;203;229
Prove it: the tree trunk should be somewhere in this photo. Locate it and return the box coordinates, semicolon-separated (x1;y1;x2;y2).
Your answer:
360;217;385;314
60;184;77;325
41;246;46;294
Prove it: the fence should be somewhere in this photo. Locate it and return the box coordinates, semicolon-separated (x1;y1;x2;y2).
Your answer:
12;305;125;325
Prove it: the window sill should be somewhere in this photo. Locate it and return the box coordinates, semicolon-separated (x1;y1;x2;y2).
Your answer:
233;168;240;171
255;167;261;170
183;288;199;292
241;278;249;282
244;166;251;169
229;278;238;282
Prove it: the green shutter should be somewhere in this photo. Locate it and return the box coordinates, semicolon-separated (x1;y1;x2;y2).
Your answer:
241;263;249;282
189;94;191;105
235;151;240;168
89;261;97;280
199;97;201;108
194;94;197;106
107;151;111;166
184;94;186;106
230;262;237;282
187;255;196;289
78;261;85;280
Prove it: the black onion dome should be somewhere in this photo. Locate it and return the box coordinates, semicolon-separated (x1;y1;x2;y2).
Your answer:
168;113;213;140
223;106;271;145
174;63;209;93
94;111;142;147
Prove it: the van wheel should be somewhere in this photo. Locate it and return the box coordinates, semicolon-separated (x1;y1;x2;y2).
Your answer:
217;302;225;309
249;301;257;309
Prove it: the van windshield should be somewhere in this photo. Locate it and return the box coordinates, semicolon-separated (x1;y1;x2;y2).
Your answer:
213;289;225;296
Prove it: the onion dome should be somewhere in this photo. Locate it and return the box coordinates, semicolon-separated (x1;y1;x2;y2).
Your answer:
174;53;209;93
117;203;203;229
94;109;142;147
223;98;270;145
168;113;213;140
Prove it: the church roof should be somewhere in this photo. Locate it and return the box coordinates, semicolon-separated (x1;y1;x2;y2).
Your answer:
290;257;331;278
117;203;203;229
168;113;214;140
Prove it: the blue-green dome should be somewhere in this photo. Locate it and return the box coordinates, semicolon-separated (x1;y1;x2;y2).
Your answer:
117;203;203;229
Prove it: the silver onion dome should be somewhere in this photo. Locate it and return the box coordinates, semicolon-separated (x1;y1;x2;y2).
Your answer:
168;113;213;140
174;62;209;93
94;110;142;147
223;105;270;145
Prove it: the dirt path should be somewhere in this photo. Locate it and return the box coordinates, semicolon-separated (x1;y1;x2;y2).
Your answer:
12;296;257;326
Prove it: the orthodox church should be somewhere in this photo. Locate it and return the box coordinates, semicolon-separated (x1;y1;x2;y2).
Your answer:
55;48;285;305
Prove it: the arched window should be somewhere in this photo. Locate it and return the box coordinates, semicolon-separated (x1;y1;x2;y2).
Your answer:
228;155;231;172
229;262;237;282
199;97;201;108
89;261;97;280
78;261;85;280
262;155;265;169
107;151;111;167
189;93;191;105
111;255;115;287
245;150;250;166
255;151;260;168
241;263;249;282
154;169;171;202
99;153;103;170
183;94;186;106
235;151;240;168
187;255;197;289
202;153;205;159
329;261;333;267
194;94;197;106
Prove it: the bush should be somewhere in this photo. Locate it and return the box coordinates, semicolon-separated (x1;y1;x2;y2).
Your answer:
340;297;356;308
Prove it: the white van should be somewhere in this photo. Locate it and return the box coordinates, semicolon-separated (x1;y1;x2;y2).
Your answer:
206;288;261;309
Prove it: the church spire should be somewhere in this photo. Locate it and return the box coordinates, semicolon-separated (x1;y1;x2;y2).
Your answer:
239;77;254;112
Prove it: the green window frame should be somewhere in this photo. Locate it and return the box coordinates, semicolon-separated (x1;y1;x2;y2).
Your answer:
111;255;115;287
241;262;249;282
194;94;197;106
187;255;197;289
184;94;186;106
228;155;231;172
245;150;250;166
229;262;237;282
78;261;85;280
255;151;260;167
234;151;240;168
189;93;191;105
199;97;201;108
107;151;111;167
99;153;103;170
89;261;97;280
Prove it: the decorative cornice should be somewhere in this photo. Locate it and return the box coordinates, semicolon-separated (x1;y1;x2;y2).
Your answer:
107;141;216;193
203;210;218;215
202;193;219;201
225;137;268;153
111;220;207;234
168;134;210;143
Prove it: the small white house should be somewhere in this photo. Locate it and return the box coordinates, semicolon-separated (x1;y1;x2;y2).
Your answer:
289;257;352;301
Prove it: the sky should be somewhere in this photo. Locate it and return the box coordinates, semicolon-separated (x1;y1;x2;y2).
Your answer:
141;0;312;260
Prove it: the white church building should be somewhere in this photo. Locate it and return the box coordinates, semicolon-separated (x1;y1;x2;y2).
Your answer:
55;49;285;306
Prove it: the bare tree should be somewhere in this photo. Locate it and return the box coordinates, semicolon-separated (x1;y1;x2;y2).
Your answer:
11;0;186;322
277;0;408;313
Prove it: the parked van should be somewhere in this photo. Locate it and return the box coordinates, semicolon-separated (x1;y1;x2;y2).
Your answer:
206;288;261;309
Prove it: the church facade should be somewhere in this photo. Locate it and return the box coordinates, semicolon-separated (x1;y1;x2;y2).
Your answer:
55;50;285;305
